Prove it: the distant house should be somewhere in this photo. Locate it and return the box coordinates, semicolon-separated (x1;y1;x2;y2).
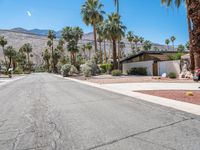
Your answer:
120;51;188;76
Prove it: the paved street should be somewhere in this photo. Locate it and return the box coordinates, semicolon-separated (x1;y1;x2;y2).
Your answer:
0;73;200;150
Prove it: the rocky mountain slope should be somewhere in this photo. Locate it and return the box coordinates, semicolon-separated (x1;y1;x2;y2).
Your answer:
0;28;170;65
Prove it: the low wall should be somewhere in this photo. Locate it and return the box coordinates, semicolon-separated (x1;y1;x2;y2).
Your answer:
122;60;154;76
158;60;180;76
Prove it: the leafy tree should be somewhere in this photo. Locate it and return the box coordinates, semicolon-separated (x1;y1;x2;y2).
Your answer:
0;36;8;69
165;39;170;51
81;0;105;53
104;13;126;69
143;40;152;51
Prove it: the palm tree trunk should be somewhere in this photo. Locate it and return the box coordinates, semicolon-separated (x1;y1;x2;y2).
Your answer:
8;57;12;70
112;39;117;69
93;24;97;53
104;40;107;63
99;41;103;64
186;4;195;71
188;0;200;69
2;46;8;71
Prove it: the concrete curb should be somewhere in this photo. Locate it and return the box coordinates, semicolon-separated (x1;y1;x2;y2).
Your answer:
0;76;26;87
54;74;200;116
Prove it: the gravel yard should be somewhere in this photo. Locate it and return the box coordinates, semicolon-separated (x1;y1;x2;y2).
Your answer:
139;90;200;105
71;75;194;84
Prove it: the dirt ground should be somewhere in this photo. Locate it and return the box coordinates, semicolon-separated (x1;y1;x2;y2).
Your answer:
71;75;194;84
139;90;200;105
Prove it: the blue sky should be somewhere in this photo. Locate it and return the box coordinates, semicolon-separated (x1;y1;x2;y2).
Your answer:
0;0;188;45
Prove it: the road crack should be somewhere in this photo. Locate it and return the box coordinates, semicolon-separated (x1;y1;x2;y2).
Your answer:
86;117;195;150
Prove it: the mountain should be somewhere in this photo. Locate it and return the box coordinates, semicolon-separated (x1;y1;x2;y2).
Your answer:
0;28;172;65
11;28;62;38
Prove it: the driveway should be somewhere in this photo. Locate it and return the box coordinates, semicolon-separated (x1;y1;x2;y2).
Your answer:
0;73;200;150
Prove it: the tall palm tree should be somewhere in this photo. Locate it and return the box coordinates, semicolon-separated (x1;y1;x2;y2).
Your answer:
170;36;176;51
162;0;200;69
0;36;8;69
113;0;119;14
62;26;83;65
4;46;16;70
81;0;105;53
86;42;93;59
21;43;33;72
47;30;56;72
127;31;134;51
133;35;140;50
104;13;126;69
165;39;170;51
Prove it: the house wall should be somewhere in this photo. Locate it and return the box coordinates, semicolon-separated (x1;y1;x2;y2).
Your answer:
158;60;181;76
122;60;154;76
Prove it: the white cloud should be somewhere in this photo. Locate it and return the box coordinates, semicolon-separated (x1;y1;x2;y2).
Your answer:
27;11;32;17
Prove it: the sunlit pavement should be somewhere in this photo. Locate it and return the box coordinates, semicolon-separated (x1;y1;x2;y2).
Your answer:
0;73;200;150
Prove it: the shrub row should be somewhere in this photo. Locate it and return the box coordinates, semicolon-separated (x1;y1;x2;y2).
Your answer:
127;67;147;76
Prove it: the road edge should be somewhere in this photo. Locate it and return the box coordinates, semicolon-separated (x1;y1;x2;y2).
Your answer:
54;74;200;116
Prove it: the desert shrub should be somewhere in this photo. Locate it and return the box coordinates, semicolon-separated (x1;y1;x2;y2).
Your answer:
111;70;122;76
168;72;177;79
70;65;79;74
34;66;45;73
56;62;63;74
14;67;23;74
61;64;71;77
81;64;92;77
127;67;147;76
168;53;183;60
100;64;113;73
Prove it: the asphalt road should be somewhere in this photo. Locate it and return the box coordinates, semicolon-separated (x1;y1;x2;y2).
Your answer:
0;73;200;150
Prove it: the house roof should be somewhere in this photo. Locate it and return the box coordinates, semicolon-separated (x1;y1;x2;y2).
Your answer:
120;50;189;63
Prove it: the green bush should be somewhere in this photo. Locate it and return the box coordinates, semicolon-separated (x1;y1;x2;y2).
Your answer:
111;70;122;76
127;67;147;76
168;53;183;60
61;64;71;77
168;72;177;79
100;64;113;73
14;67;23;74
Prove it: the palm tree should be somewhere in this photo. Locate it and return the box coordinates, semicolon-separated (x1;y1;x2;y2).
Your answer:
161;0;200;69
143;40;152;51
86;42;93;59
81;44;87;59
133;35;140;50
62;26;83;65
21;43;33;72
113;0;119;14
0;36;8;69
127;31;134;51
81;0;105;53
170;36;176;51
42;49;51;71
47;30;56;72
4;46;16;70
104;13;126;69
165;39;170;51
